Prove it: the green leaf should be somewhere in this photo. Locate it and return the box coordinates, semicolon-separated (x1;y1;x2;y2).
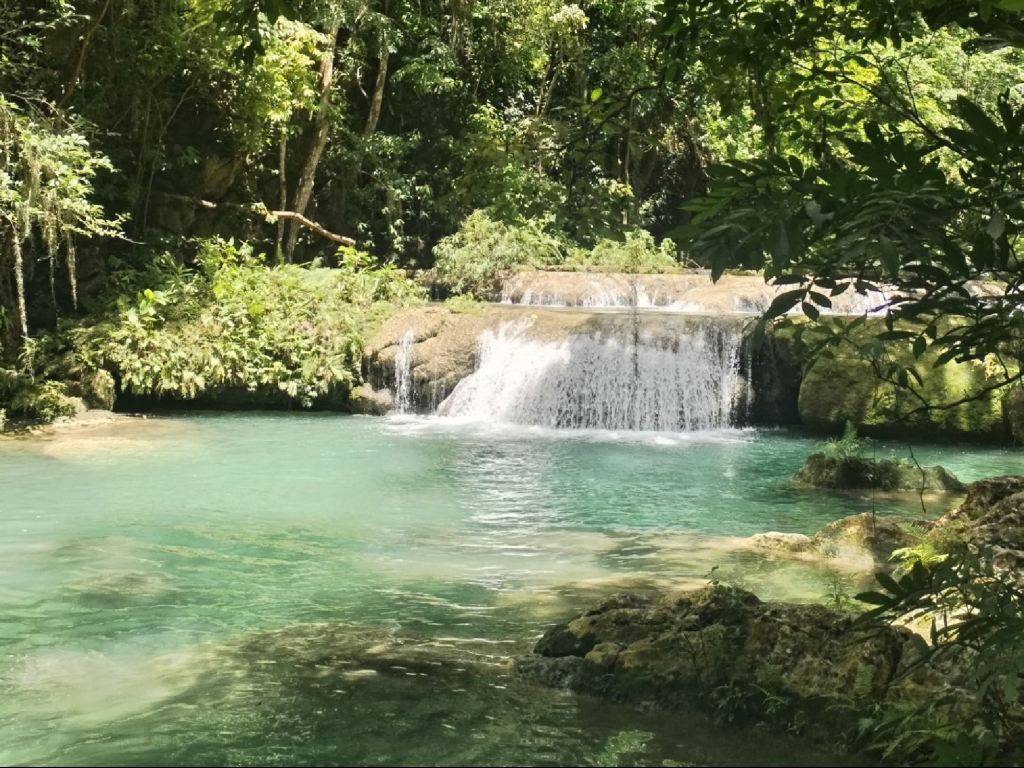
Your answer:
913;335;927;359
854;591;892;606
763;289;805;321
875;572;904;597
590;88;603;103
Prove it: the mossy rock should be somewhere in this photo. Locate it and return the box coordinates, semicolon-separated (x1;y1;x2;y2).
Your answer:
67;369;116;411
798;334;1008;443
792;454;965;492
517;584;919;743
1004;386;1024;444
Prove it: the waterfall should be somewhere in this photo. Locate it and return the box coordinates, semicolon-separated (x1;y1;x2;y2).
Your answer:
393;330;415;413
437;319;746;431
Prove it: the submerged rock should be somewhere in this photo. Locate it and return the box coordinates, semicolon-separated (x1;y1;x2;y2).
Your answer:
748;513;922;570
517;584;915;738
812;513;920;563
792;454;965;493
72;572;179;605
747;532;814;554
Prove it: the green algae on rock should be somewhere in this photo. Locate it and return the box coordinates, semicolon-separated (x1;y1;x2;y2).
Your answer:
515;584;920;743
798;343;1008;443
792;455;965;493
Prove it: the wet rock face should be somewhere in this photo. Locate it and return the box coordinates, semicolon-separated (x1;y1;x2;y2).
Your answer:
517;584;913;730
798;341;1008;443
792;455;965;493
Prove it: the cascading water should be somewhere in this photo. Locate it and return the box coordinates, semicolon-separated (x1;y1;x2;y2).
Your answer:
437;319;746;431
392;330;415;413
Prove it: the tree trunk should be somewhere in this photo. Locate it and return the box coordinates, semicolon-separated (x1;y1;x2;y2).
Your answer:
364;47;390;136
275;127;288;261
285;23;340;263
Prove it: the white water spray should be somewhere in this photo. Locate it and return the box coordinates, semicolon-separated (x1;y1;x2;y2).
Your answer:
393;330;416;414
437;320;746;431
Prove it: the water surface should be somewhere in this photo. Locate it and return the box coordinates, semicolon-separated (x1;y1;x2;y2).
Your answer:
1;414;1018;765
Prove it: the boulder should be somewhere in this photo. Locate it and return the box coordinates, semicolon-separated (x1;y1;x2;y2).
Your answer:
747;532;815;554
517;584;915;737
792;454;965;492
350;384;393;415
66;369;116;411
933;477;1024;574
798;333;1007;443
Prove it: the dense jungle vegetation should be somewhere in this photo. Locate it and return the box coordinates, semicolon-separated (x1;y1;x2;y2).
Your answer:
6;3;1024;766
1;0;1024;419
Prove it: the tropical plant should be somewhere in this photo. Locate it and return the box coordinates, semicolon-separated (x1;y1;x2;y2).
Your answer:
70;238;424;406
430;211;566;298
857;551;1024;765
821;420;869;460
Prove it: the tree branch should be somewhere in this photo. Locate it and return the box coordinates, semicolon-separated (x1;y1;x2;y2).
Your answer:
265;210;356;247
161;195;357;249
56;0;114;112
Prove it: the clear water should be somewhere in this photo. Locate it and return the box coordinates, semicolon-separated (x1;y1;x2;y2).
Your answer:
1;414;1020;766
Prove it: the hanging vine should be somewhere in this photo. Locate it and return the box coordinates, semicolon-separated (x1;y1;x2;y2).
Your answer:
0;98;121;344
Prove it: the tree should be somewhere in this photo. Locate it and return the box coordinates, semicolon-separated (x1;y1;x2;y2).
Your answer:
670;0;1024;417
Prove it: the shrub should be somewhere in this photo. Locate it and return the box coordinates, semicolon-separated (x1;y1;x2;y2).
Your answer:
431;211;565;298
71;238;425;406
565;230;680;273
0;368;78;423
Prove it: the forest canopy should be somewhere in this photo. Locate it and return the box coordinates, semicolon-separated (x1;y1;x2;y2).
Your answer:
1;0;1023;417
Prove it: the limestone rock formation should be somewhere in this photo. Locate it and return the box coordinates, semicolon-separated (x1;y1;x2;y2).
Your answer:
933;475;1024;577
516;584;917;738
792;454;965;493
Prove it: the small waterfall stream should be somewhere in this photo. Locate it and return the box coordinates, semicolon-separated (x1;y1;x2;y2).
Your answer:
392;330;415;414
437;318;747;431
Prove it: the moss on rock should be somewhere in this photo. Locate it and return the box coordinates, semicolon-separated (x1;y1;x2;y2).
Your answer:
517;584;919;743
792;454;965;492
798;341;1007;443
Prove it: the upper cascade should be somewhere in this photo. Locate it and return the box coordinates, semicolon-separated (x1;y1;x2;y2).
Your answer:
436;317;748;431
500;272;889;315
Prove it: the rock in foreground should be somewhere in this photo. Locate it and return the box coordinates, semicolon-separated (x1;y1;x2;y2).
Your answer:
516;585;918;741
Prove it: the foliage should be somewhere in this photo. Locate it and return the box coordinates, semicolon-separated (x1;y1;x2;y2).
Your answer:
443;294;486;315
0;367;77;424
673;0;1024;414
593;730;655;767
563;230;680;273
821;420;869;460
0;97;121;342
430;211;566;298
856;552;1024;765
824;572;857;612
70;238;424;406
889;519;975;576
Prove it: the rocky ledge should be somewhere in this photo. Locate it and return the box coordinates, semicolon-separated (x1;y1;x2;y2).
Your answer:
792;454;965;493
515;584;943;743
932;475;1024;580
